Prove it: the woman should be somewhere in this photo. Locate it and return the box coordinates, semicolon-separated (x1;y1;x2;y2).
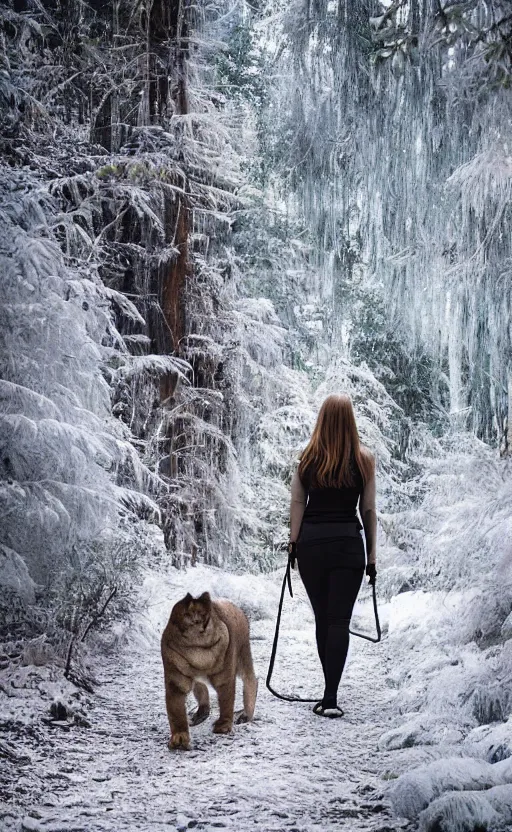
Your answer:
288;393;377;718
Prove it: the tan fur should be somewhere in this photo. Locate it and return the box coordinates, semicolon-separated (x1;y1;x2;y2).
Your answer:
161;591;258;750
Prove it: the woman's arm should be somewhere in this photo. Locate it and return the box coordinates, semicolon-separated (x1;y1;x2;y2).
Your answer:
360;454;377;565
289;468;306;542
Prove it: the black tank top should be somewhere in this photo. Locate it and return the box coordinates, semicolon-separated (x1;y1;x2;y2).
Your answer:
300;457;364;524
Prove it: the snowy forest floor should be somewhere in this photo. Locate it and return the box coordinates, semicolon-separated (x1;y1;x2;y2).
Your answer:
1;565;461;832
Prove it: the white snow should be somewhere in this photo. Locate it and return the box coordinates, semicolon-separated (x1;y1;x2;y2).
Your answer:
1;565;418;832
388;756;512;819
418;785;512;832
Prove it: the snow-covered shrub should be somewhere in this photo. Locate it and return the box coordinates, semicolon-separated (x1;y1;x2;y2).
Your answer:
466;718;512;764
389;756;512;831
389;757;503;819
388;757;512;828
418;784;512;832
50;532;142;638
0;545;36;606
378;712;468;752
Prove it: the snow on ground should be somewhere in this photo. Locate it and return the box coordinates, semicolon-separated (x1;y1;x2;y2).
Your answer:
4;565;510;832
1;564;428;832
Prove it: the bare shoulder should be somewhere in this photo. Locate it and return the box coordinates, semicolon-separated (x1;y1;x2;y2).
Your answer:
360;446;376;468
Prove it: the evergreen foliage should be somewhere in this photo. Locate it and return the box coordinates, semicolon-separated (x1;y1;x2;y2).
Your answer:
269;0;512;448
0;0;312;639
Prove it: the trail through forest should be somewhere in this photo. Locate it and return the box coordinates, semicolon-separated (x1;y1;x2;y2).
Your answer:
1;566;424;832
2;2;512;830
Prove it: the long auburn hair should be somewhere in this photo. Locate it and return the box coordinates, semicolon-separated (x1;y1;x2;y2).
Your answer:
298;394;374;488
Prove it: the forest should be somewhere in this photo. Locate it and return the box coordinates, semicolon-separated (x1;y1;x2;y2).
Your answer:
1;0;512;830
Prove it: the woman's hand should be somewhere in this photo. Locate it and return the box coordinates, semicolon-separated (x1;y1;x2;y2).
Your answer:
366;563;377;585
288;541;297;569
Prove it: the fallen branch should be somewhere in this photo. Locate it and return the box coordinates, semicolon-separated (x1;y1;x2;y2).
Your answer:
64;634;76;680
80;587;118;643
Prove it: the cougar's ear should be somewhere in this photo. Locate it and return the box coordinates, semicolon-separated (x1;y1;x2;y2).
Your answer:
198;591;211;607
183;592;193;605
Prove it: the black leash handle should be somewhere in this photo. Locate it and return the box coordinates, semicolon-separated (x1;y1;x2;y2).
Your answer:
266;559;381;703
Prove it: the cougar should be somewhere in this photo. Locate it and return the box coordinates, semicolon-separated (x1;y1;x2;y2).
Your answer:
161;591;258;750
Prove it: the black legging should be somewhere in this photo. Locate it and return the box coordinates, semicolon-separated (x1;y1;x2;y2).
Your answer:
297;530;365;707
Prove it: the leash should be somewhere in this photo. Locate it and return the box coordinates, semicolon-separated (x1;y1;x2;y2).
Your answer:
266;557;382;703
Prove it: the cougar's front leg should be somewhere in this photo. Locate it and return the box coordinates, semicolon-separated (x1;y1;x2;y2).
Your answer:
210;672;236;734
165;678;192;750
190;681;210;726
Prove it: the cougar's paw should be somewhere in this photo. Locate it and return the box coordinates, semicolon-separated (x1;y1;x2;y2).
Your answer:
168;731;190;750
235;710;249;725
212;718;233;735
189;706;210;726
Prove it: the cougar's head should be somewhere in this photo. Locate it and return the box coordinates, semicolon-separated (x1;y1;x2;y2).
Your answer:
173;591;212;636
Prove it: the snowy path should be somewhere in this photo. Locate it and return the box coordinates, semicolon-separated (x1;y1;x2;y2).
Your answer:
2;567;422;832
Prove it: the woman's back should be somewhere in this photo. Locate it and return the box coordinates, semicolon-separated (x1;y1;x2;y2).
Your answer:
300;457;364;524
